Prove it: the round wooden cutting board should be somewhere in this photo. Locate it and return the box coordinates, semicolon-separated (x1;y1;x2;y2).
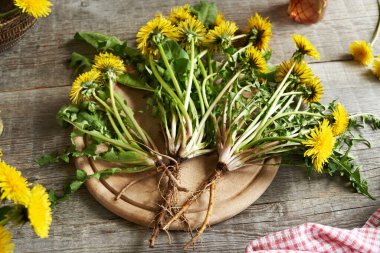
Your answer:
75;154;280;230
74;87;281;230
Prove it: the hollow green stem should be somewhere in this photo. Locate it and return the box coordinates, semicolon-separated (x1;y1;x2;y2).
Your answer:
252;111;322;144
229;143;301;169
201;73;216;109
67;120;149;157
234;42;253;57
198;71;241;132
156;99;173;151
198;57;208;80
228;84;254;125
106;110;129;144
108;77;134;142
193;78;205;115
185;71;242;154
170;106;177;140
184;39;196;110
232;81;292;153
158;43;183;98
149;56;193;137
207;52;214;82
221;42;253;70
288;98;304;121
114;93;151;148
282;91;303;96
267;62;296;106
243;80;293;147
93;92;113;113
232;34;247;41
277;95;296;116
246;136;304;149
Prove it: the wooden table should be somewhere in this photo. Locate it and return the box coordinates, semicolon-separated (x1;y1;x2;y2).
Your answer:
1;0;379;252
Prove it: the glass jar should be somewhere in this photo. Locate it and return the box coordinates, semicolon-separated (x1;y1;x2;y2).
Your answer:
288;0;328;24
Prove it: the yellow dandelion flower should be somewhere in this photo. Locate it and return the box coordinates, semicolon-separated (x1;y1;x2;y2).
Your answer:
303;77;324;103
331;103;349;136
0;160;30;205
275;60;314;84
14;0;52;19
93;52;125;76
28;184;52;239
372;56;380;79
246;46;268;73
136;16;179;56
70;69;101;104
245;13;272;50
177;17;207;46
215;12;225;26
0;226;14;253
169;4;192;24
303;119;336;173
206;20;238;50
349;40;373;65
292;34;320;60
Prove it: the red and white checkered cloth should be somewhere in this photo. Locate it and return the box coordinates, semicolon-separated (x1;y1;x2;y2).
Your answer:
246;208;380;253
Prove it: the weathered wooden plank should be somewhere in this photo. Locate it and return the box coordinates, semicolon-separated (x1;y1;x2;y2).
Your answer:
0;59;379;252
1;0;380;92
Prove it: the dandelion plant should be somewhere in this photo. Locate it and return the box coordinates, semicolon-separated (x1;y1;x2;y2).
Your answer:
134;3;249;245
163;32;380;249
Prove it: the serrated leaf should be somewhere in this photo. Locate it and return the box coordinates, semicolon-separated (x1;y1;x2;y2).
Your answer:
173;58;190;75
161;40;189;75
117;74;154;92
326;154;374;199
162;39;187;60
100;149;149;165
74;32;123;52
57;104;80;125
35;153;60;166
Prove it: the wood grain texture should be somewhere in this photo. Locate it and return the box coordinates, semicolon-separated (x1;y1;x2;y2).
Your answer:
0;0;379;252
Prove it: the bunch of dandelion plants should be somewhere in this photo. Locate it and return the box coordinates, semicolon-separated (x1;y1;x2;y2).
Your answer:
54;50;173;200
163;31;380;248
135;3;247;246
